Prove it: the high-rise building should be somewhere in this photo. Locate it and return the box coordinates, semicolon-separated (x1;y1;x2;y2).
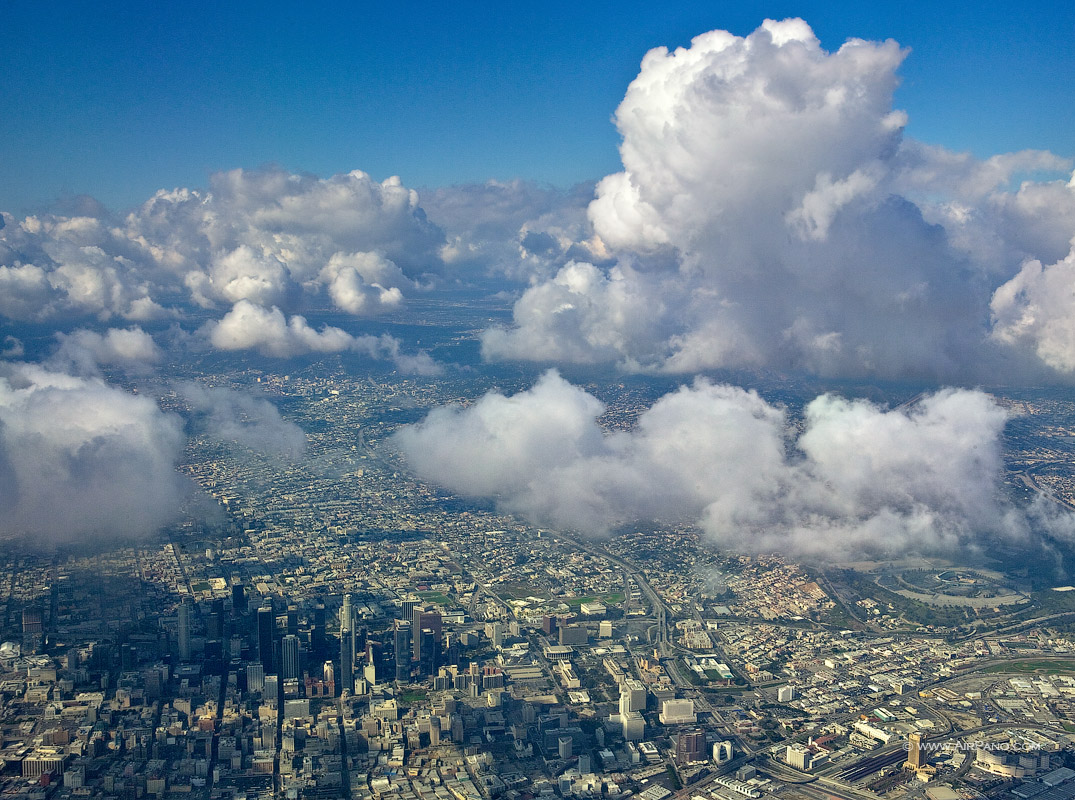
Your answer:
394;620;412;682
559;625;588;646
178;601;191;661
22;605;43;635
207;613;222;645
341;594;353;630
311;602;326;655
430;715;441;746
558;736;573;759
264;674;279;705
231;582;247;615
486;622;503;648
257;605;275;673
413;608;442;661
676;729;706;765
659;698;696;725
622;710;645;741
281;634;300;680
208;639;227;674
365;638;384;685
211;598;225;637
401;598;419;624
619;679;647;714
786;743;815;771
120;643;135;671
323;660;335;688
714;740;734;764
286;604;299;638
418;628;437;676
907;732;923;769
340;628;355;693
247;661;265;693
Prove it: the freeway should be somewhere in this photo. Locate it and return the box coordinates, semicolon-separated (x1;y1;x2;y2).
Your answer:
539;529;672;651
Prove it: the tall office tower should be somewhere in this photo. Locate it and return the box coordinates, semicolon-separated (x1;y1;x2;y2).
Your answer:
676;729;706;765
429;715;441;746
907;732;923;769
339;620;355;694
394;620;412;682
286;604;299;638
119;643;134;671
311;602;326;655
412;608;442;661
323;660;335;685
281;634;301;680
446;633;461;666
558;736;573;760
401;598;419;623
619;679;647;714
247;661;265;693
264;675;279;705
204;639;223;675
231;582;246;615
365;639;383;683
210;598;225;640
207;613;221;644
419;628;439;676
178;601;191;661
341;594;353;630
22;606;43;635
257;605;275;673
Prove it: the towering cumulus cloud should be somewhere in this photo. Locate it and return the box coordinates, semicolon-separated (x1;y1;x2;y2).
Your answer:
396;371;1022;559
990;242;1075;373
0;364;186;542
482;19;1075;380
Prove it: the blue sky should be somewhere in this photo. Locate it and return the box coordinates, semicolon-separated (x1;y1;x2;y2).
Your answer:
2;0;1072;214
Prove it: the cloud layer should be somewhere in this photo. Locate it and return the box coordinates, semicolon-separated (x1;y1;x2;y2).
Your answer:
0;364;187;542
3;32;1073;382
482;19;1075;381
396;371;1030;559
0;168;443;325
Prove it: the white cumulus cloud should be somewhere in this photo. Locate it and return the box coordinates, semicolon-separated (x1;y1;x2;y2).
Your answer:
396;371;1035;559
0;363;186;542
484;19;1075;381
204;300;441;373
0;168;444;324
52;327;162;374
990;242;1075;372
